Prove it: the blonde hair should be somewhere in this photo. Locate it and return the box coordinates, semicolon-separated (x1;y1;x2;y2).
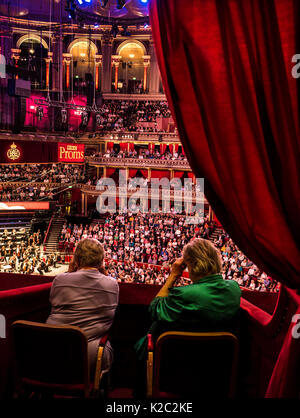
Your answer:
73;238;104;269
183;238;222;278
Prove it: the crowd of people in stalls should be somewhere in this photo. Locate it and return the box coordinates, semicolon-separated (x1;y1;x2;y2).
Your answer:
58;212;213;265
58;212;278;292
212;232;279;292
0;163;88;201
95;100;172;132
0;163;87;184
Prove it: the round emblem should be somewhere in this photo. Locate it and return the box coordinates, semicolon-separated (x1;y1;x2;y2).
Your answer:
7;142;21;161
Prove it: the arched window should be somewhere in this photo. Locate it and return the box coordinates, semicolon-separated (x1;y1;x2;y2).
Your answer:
70;40;97;94
18;38;48;90
117;41;146;94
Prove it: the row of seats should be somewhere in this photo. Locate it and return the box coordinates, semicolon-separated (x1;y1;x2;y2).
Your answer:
11;321;238;398
0;277;299;399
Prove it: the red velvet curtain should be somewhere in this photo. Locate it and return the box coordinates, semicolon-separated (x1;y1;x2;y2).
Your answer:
129;168;138;178
106;168;116;177
160;143;167;154
140;169;148;179
120;142;128;151
150;0;300;289
148;143;155;152
107;142;114;151
129;142;135;151
151;170;170;179
174;171;185;178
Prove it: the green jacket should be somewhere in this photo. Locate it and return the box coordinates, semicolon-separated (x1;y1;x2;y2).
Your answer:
135;274;241;360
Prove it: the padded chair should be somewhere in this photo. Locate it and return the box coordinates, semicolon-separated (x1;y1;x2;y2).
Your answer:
147;331;239;398
11;320;110;399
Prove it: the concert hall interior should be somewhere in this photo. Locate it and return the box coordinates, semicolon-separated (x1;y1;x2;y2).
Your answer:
0;0;299;401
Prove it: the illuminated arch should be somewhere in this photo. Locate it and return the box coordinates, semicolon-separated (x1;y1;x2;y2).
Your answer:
16;34;48;50
117;39;146;56
68;38;98;54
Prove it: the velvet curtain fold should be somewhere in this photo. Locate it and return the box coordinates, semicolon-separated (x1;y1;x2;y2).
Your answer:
139;169;149;179
119;142;128;151
106;168;116;177
173;171;185;178
129;168;138;178
150;0;300;289
151;170;170;179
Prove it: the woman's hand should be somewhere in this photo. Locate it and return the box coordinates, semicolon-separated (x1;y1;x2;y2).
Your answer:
170;257;186;278
155;258;186;298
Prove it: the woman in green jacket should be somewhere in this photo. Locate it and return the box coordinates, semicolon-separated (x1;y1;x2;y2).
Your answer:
134;238;241;396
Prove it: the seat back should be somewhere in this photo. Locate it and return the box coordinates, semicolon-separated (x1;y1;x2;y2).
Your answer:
153;331;239;398
11;320;89;396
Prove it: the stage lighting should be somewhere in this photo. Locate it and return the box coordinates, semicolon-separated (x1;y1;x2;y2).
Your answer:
36;106;44;121
96;114;102;127
65;0;76;19
77;0;83;4
140;0;148;3
81;111;88;126
61;108;67;124
117;0;126;9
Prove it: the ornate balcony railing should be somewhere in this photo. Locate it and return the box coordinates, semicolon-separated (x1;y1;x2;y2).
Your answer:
86;156;191;170
80;185;207;204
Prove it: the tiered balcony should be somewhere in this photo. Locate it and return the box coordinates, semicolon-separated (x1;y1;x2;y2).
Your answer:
86;156;190;170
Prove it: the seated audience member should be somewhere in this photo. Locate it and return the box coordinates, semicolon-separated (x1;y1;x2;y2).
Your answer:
134;238;241;397
46;238;119;377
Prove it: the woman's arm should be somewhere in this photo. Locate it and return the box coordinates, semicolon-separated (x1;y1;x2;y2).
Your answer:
155;258;186;298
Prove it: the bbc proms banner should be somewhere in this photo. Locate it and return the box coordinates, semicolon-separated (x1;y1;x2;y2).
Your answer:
57;143;85;163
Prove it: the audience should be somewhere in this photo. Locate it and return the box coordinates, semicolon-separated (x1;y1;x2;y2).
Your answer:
0;163;87;184
0;163;88;201
95;100;172;132
94;148;186;161
57;212;278;292
58;212;214;265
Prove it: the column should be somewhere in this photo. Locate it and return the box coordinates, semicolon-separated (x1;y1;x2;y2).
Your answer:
45;52;52;89
84;194;88;216
63;53;72;90
81;193;85;216
149;39;161;94
209;206;212;221
101;35;113;93
112;55;121;91
0;46;5;79
142;55;150;92
95;55;102;91
0;27;13;66
51;34;63;95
